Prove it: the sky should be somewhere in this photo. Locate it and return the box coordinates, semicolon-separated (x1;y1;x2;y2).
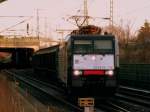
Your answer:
0;0;150;39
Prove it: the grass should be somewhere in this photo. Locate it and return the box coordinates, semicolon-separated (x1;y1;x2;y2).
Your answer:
0;75;23;112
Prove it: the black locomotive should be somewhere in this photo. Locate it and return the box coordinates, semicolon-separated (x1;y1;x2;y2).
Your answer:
32;25;119;96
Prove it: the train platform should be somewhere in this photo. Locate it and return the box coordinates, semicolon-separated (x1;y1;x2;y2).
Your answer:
0;72;50;112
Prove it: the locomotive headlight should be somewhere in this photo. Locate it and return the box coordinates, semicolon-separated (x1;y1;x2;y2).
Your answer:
105;70;114;76
91;55;96;61
73;70;82;76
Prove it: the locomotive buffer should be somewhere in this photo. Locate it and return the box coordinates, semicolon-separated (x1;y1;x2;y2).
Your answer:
78;97;95;112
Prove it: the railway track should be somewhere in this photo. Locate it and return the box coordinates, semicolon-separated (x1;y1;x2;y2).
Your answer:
116;86;150;107
4;69;150;112
3;69;82;112
95;86;150;112
96;101;130;112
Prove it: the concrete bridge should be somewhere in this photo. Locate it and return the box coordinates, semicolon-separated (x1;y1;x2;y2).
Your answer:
0;37;58;51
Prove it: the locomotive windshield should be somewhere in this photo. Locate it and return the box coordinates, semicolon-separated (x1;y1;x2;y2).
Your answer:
74;40;92;53
94;40;113;52
73;39;113;53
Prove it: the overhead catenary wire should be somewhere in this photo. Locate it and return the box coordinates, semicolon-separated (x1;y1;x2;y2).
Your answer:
0;16;33;18
0;17;33;33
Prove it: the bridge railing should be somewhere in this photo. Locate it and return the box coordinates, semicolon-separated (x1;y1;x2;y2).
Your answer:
0;38;39;47
0;37;56;50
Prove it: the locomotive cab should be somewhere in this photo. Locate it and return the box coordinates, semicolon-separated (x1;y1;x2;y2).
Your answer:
66;35;118;95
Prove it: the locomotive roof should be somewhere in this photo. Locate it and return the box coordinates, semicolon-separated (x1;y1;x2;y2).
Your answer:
70;35;115;40
33;44;59;55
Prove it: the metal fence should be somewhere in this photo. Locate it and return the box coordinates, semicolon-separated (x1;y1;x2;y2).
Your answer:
118;64;150;90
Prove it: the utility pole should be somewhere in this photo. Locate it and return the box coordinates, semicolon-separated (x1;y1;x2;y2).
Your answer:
110;0;114;27
56;29;73;41
84;0;88;26
44;17;47;38
36;9;39;40
55;29;64;42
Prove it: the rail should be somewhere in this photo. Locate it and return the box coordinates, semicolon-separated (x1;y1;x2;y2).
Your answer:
4;69;82;112
97;86;150;111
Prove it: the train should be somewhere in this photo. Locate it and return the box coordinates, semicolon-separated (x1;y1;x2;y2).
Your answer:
32;25;119;96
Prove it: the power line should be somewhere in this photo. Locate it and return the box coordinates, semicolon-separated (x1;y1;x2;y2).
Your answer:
0;16;33;18
0;17;33;33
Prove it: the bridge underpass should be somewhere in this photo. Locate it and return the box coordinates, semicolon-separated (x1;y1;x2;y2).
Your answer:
0;47;34;69
0;37;59;68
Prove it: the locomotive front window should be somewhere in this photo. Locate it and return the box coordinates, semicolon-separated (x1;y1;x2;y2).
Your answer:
94;40;113;52
74;40;92;53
